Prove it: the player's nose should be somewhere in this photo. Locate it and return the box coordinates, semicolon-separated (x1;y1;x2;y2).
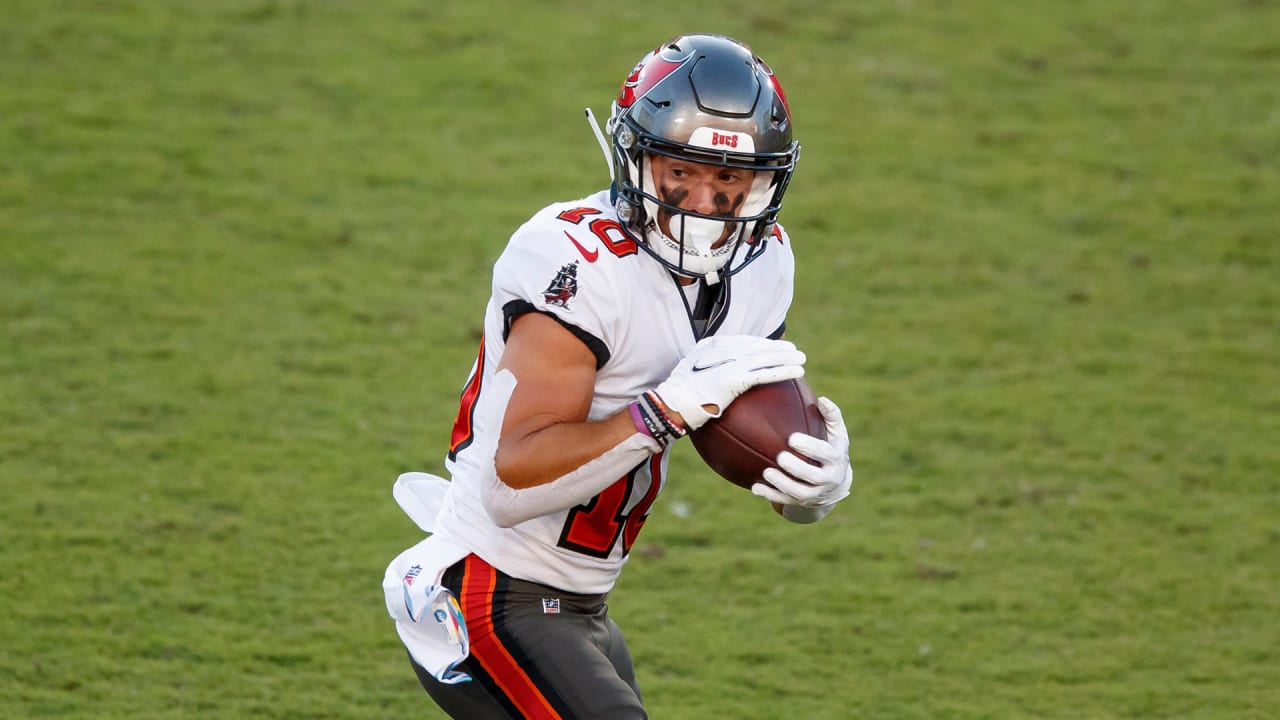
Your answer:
681;180;718;215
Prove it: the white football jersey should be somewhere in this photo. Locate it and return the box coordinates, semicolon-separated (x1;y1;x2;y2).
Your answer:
430;190;795;594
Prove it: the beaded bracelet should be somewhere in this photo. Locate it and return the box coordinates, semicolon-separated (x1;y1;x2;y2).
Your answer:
642;391;687;438
628;392;686;446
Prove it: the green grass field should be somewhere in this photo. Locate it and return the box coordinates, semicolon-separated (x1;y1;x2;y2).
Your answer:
3;1;1278;718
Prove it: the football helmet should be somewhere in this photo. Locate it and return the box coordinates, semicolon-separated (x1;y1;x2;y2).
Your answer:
605;34;800;282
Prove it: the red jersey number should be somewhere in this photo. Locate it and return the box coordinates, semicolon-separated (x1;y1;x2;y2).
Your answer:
558;453;662;558
556;207;638;258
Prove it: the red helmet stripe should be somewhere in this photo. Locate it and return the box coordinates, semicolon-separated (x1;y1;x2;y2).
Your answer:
759;59;791;115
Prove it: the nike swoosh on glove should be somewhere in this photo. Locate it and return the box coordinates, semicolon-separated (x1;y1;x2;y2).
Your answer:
751;396;853;524
653;335;806;431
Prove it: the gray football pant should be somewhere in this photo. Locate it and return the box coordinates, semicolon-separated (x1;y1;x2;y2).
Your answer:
409;554;647;719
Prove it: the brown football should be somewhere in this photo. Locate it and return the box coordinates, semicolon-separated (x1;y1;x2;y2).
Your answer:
689;378;827;491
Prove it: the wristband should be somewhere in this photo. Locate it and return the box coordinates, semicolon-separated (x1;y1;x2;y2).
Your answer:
643;391;688;437
628;401;656;438
629;394;683;446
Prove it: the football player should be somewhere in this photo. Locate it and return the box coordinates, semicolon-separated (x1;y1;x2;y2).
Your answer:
384;33;853;719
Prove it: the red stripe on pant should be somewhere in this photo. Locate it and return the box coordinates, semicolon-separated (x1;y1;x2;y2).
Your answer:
460;555;563;720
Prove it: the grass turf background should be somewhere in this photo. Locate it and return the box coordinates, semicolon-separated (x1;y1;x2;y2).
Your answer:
2;1;1277;717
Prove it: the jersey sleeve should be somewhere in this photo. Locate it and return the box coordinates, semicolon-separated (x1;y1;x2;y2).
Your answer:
490;208;621;369
756;224;796;338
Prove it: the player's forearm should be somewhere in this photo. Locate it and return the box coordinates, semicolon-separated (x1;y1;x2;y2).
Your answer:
483;409;661;528
494;409;651;490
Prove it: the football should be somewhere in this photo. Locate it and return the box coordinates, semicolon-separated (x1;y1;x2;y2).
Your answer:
689;377;827;491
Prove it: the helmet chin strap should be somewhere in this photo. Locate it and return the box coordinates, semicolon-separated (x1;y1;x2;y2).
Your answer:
674;214;736;285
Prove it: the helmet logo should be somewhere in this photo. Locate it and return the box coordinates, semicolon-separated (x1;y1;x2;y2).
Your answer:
617;51;692;108
688;127;755;153
711;132;738;149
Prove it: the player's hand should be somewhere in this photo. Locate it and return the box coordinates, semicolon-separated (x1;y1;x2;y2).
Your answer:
752;396;852;523
654;335;806;431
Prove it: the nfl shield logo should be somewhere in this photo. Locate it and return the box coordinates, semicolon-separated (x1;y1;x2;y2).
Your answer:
541;598;561;615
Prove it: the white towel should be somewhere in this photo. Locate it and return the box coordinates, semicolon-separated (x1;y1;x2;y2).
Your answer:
383;482;473;684
392;471;452;532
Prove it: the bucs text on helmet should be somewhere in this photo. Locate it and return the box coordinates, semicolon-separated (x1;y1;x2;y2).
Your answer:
602;34;800;283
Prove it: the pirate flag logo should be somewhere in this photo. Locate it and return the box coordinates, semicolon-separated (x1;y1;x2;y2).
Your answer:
542;261;579;309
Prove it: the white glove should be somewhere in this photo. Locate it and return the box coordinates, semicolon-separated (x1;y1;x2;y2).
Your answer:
654;335;806;431
752;396;853;523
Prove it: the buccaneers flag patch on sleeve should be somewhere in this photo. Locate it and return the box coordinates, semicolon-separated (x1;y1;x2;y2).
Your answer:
542;261;580;310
